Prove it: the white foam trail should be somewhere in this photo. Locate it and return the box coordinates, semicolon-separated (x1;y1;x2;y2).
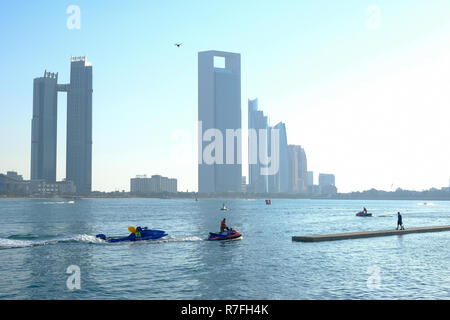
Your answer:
43;234;107;245
146;235;204;244
65;234;106;244
0;234;205;249
0;238;34;249
0;234;105;249
41;201;67;205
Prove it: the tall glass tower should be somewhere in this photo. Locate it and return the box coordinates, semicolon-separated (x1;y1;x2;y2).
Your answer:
66;56;93;194
248;98;269;193
198;50;242;193
272;122;289;193
30;71;58;182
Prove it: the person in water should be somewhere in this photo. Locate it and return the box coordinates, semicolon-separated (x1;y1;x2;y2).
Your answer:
396;212;405;230
220;218;230;233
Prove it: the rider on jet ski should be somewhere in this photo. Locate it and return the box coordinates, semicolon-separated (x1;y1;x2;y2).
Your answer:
129;226;143;240
220;218;230;233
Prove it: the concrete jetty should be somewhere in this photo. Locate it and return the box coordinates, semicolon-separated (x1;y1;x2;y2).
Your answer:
292;225;450;242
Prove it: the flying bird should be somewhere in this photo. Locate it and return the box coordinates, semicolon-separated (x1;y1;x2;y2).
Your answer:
174;43;182;48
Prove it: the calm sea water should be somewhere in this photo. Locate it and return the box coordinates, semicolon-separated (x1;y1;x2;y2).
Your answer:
0;198;449;300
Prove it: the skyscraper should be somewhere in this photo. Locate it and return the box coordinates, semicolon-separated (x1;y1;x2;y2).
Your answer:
272;122;289;193
298;147;308;192
307;171;314;187
248;98;269;193
288;145;300;192
30;57;93;194
31;71;58;182
66;56;93;194
198;50;242;193
288;145;308;193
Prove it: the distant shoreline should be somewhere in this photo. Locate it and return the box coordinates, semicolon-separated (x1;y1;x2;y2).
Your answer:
2;193;450;201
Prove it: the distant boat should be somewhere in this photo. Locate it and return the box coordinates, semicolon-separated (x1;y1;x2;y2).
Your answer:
67;200;75;204
220;203;229;211
265;199;271;205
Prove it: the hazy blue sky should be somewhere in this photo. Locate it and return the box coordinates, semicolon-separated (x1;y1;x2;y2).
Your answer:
1;0;450;192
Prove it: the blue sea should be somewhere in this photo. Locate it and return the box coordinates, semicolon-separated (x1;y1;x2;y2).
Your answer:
0;198;449;300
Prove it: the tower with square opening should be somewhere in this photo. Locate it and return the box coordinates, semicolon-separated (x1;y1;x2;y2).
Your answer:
198;50;242;193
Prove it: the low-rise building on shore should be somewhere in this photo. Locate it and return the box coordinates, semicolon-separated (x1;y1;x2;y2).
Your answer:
130;175;178;195
0;171;76;196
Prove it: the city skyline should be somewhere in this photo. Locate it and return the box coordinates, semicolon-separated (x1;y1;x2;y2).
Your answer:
1;1;450;193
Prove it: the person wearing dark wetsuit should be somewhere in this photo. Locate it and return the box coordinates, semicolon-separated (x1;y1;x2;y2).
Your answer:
396;212;405;230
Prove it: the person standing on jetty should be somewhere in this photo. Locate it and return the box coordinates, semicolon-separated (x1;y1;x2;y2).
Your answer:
396;212;405;230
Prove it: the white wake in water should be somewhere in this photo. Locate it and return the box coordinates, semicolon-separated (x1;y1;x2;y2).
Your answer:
0;234;105;249
142;235;204;244
0;234;203;249
0;238;35;249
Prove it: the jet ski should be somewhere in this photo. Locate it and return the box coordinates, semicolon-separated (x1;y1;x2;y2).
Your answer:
96;227;167;243
356;211;373;217
207;228;242;241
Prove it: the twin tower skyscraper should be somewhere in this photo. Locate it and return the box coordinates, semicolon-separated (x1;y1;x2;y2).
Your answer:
31;57;93;194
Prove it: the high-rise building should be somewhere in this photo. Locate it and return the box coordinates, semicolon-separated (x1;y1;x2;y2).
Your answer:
30;57;93;194
288;145;300;192
198;50;242;193
31;71;58;182
248;98;269;193
288;145;308;193
319;173;335;187
66;56;93;194
298;147;307;192
272;122;289;193
267;125;277;193
307;171;314;187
